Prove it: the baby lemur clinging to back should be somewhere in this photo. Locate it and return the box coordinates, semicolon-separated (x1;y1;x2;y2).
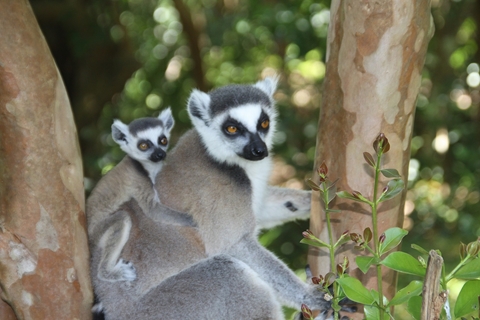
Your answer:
86;107;197;283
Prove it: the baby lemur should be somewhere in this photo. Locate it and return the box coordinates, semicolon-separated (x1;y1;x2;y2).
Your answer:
87;107;196;284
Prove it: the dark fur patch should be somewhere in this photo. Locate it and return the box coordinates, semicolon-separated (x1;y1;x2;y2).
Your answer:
128;118;163;136
208;85;272;117
164;116;174;130
128;156;151;182
199;139;251;191
112;129;126;143
188;101;206;121
284;201;298;212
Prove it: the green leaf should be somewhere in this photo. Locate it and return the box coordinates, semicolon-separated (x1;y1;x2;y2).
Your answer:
334;232;351;248
378;179;404;202
363;227;373;243
319;178;339;192
336;277;375;305
381;168;401;178
336;190;371;205
336;191;359;201
388;281;423;306
407;296;422;320
363;152;376;167
306;179;320;191
326;209;342;213
455;257;480;280
300;238;330;249
454;280;480;318
379;227;408;255
364;305;381;320
380;252;426;277
411;244;429;255
370;289;389;306
356;256;378;274
325;182;337;205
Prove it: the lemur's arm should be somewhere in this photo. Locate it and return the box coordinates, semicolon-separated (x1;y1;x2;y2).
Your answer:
229;235;330;311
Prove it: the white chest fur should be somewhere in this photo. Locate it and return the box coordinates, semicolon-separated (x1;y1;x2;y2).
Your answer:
241;157;272;217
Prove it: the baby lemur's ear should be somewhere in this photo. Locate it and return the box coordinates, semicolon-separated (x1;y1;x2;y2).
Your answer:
187;89;211;127
111;120;130;147
158;107;175;133
254;76;278;98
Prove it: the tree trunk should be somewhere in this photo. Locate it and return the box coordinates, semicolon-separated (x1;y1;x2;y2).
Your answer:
308;0;433;309
0;0;93;319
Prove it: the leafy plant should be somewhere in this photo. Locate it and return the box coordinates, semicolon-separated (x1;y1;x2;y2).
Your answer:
301;133;480;320
303;161;350;319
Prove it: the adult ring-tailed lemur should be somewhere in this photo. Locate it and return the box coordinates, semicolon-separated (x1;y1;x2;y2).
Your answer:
91;77;331;320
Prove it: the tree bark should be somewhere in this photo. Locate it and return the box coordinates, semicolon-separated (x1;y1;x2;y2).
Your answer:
421;251;447;320
173;0;209;92
308;0;433;309
0;0;93;319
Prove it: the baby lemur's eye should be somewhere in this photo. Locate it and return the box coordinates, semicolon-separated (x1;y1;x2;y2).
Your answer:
226;126;238;134
138;142;149;151
261;120;269;129
159;137;168;145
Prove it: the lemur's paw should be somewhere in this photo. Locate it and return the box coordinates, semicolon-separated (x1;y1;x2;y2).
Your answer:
284;190;311;216
115;259;137;281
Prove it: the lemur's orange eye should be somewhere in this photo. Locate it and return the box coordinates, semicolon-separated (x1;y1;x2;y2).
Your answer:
226;126;238;134
261;120;269;129
138;142;149;151
160;137;168;145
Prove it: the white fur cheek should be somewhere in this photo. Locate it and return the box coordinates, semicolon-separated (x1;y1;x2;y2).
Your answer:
196;129;232;162
196;116;243;164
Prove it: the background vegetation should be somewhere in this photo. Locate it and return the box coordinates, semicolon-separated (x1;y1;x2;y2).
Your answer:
31;0;479;307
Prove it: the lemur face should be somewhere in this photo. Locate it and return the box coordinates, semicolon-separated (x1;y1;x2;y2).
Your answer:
187;77;278;165
111;107;175;164
215;104;271;161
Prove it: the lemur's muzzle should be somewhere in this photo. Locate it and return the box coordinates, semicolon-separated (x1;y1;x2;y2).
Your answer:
150;149;166;162
243;134;268;161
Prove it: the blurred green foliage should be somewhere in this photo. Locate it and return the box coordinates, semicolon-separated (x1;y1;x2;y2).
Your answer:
31;0;479;314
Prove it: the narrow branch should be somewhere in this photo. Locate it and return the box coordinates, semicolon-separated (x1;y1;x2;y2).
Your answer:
173;0;209;91
421;250;447;320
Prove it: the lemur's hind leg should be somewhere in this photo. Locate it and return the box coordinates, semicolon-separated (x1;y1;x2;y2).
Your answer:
96;210;136;282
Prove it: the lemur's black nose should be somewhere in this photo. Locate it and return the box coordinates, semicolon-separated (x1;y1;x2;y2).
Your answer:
243;134;268;161
150;149;166;162
251;144;266;157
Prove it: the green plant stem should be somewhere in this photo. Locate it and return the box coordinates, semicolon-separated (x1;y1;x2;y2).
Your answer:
364;243;376;256
445;254;471;283
372;149;385;320
323;182;339;320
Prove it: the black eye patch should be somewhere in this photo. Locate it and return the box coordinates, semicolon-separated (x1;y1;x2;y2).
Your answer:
257;111;270;132
137;139;153;150
222;118;246;136
158;135;168;145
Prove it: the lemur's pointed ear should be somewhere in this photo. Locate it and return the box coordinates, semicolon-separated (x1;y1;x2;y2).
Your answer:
111;120;129;146
254;76;279;98
187;89;211;126
158;107;175;132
